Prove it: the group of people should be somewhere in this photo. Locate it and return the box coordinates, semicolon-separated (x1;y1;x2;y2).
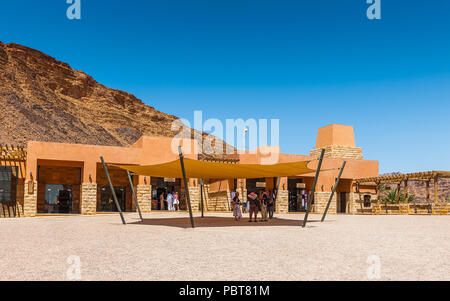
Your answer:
231;190;275;222
159;191;180;211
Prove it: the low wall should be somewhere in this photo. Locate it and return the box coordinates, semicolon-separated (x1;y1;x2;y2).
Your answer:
358;203;449;215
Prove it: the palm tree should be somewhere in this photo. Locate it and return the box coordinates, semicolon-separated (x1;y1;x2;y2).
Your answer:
380;188;398;213
386;189;400;204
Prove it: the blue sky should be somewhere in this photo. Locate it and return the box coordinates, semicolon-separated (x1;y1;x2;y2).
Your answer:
1;0;449;173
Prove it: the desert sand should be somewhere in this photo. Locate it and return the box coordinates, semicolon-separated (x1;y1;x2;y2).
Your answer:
0;212;448;281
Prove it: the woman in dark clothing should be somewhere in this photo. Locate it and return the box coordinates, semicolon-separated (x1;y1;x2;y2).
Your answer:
267;191;275;219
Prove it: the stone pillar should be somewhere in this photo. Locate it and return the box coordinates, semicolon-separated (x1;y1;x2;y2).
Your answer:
81;183;97;215
276;190;289;213
313;192;336;214
188;186;201;211
236;179;246;199
237;187;247;200
23;180;37;217
136;185;152;213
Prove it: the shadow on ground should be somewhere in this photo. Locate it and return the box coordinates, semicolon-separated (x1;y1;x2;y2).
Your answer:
128;215;324;228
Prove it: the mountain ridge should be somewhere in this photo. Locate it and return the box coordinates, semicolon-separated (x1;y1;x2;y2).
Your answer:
0;41;180;147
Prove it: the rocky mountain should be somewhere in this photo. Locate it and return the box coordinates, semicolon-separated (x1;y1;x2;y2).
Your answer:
0;41;188;147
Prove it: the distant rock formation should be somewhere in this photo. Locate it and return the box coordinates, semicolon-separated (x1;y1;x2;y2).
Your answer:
0;42;235;159
0;41;181;147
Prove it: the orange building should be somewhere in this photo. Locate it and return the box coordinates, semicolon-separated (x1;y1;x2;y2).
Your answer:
1;124;380;217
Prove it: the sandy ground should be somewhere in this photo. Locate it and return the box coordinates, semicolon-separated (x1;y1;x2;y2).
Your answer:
0;212;449;281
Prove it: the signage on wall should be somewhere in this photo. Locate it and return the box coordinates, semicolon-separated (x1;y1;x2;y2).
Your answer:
164;178;176;183
256;182;266;188
296;183;306;189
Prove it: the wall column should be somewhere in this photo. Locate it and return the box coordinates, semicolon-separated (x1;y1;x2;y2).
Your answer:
81;183;97;215
276;177;288;213
81;161;97;215
426;180;430;203
23;179;37;217
188;178;201;211
136;175;151;213
236;179;246;199
23;152;37;217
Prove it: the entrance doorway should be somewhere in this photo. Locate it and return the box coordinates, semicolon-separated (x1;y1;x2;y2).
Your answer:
337;192;347;213
151;177;182;210
44;184;74;214
246;178;267;195
99;186;126;212
288;178;308;212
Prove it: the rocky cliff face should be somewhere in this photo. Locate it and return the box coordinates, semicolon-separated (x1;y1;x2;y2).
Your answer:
0;42;180;147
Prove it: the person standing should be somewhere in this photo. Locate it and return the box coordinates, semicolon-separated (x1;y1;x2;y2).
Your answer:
247;191;259;222
159;192;165;210
232;192;242;221
166;192;174;211
260;193;268;222
267;191;275;219
173;192;179;211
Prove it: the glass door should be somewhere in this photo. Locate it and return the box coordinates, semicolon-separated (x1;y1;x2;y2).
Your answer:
100;186;126;212
44;184;74;214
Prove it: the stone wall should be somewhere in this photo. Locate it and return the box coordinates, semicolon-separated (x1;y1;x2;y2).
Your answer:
188;186;201;211
313;192;336;214
349;192;377;214
310;145;363;160
23;180;37;217
81;183;97;215
136;185;152;213
276;190;289;213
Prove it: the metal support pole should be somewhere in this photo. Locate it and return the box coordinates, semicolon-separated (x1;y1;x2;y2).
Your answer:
200;179;204;218
321;161;347;222
178;146;195;228
127;170;143;221
100;157;126;225
302;148;325;228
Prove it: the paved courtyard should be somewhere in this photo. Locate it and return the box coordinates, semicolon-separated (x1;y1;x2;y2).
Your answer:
0;212;449;281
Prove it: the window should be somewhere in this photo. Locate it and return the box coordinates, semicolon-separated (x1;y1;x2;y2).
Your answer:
364;195;372;207
0;166;12;204
0;166;17;205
